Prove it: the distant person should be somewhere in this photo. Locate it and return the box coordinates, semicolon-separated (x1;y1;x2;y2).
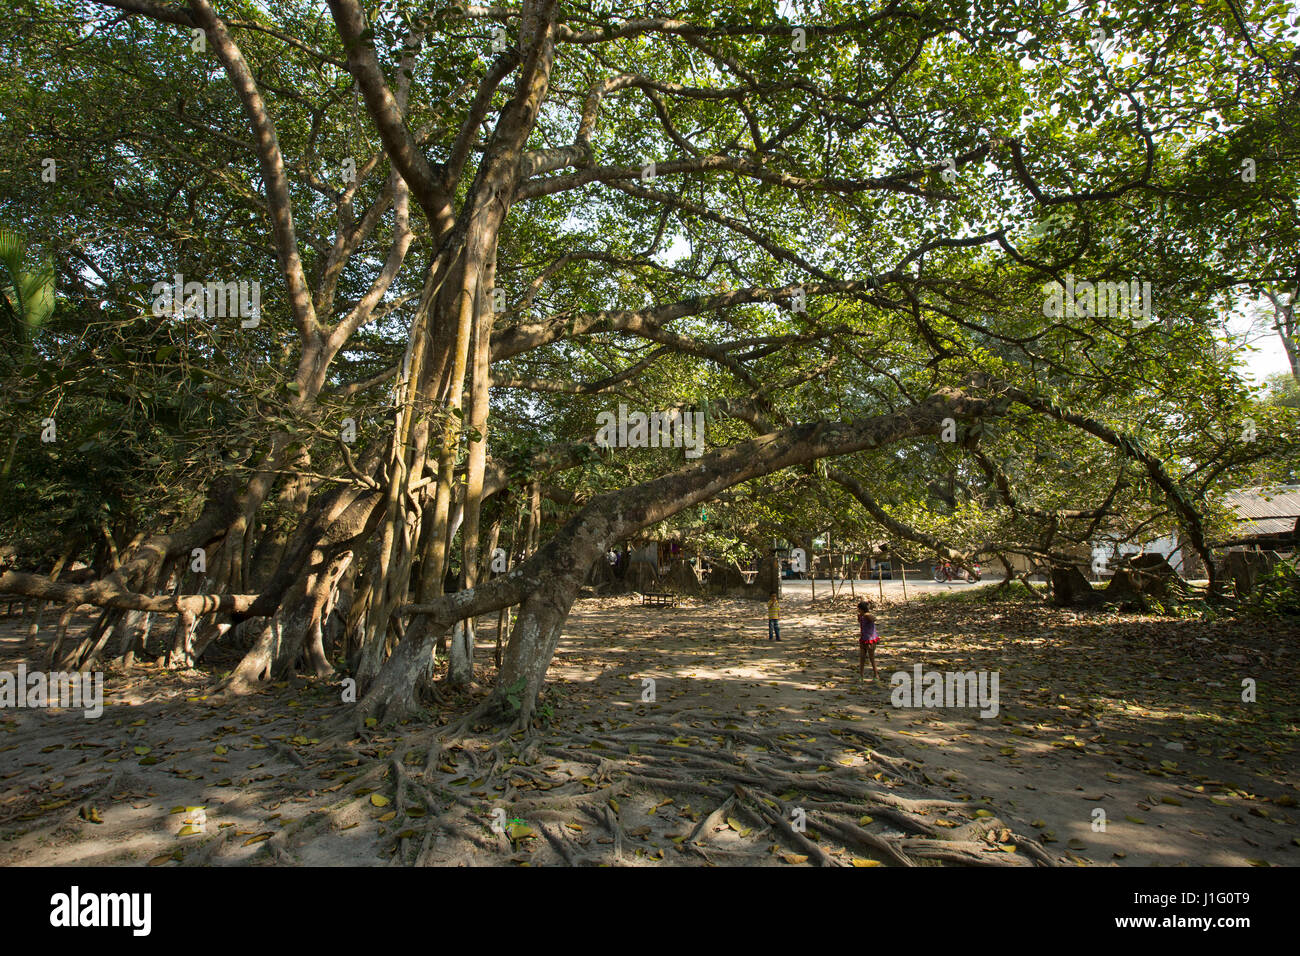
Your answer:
857;600;880;680
766;591;780;641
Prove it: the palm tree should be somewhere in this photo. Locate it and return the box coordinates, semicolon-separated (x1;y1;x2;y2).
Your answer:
0;226;56;480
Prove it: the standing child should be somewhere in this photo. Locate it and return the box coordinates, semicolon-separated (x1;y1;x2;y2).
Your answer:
766;592;781;641
857;600;879;680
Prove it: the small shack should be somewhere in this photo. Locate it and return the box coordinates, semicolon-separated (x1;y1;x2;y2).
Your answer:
1218;486;1300;552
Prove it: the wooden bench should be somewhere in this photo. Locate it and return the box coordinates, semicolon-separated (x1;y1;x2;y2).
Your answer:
641;591;679;608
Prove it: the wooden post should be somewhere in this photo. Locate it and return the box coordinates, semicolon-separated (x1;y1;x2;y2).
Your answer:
898;553;908;602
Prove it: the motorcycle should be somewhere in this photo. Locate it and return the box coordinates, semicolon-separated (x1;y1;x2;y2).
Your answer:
933;560;982;583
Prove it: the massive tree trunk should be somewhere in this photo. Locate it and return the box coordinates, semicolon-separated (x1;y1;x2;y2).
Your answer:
342;0;562;693
356;387;998;727
447;269;495;688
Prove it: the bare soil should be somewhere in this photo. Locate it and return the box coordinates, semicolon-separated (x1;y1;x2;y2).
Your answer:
1;592;1295;866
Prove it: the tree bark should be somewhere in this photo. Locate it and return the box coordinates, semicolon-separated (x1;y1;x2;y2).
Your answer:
448;271;495;688
362;387;997;726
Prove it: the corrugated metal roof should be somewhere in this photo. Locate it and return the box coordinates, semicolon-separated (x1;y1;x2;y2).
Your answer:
1223;486;1300;531
1239;517;1297;534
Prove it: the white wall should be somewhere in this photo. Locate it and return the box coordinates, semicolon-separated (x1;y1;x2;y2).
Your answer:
1090;540;1142;575
1142;533;1185;573
1091;535;1184;574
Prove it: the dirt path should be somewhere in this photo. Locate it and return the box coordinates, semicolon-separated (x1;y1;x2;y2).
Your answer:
0;594;1295;866
758;594;1300;866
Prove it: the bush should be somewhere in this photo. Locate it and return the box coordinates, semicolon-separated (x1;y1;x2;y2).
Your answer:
1238;558;1300;618
919;580;1044;604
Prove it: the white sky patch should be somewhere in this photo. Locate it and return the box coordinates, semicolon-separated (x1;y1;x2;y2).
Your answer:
1226;295;1295;385
777;0;803;21
657;233;692;266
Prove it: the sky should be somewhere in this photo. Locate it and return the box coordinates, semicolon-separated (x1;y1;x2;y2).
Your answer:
1226;298;1295;386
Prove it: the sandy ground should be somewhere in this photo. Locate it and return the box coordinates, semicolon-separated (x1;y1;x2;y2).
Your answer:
0;592;1295;866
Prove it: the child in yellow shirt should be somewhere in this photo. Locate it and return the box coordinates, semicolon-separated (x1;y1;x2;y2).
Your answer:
766;592;780;641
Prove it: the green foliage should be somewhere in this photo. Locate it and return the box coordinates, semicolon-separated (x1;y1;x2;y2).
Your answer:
0;0;1295;604
0;227;55;342
918;580;1045;605
1238;559;1300;619
1266;374;1300;409
503;676;528;714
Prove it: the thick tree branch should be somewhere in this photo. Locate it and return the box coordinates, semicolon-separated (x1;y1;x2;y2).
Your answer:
187;0;320;344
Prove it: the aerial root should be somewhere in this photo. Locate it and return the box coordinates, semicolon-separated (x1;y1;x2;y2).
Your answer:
788;798;940;836
309;705;1053;867
187;822;242;865
604;804;627;861
507;724;1051;866
737;788;836;867
806;812;916;867
539;821;581;865
685;794;736;847
257;810;331;864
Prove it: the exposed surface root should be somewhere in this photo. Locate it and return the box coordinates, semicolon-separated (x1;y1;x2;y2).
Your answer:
346;710;1052;867
17;595;1290;866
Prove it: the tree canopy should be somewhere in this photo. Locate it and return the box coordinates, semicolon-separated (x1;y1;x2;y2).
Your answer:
0;0;1297;724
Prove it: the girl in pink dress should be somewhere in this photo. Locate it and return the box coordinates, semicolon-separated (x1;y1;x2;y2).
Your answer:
857;600;880;680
